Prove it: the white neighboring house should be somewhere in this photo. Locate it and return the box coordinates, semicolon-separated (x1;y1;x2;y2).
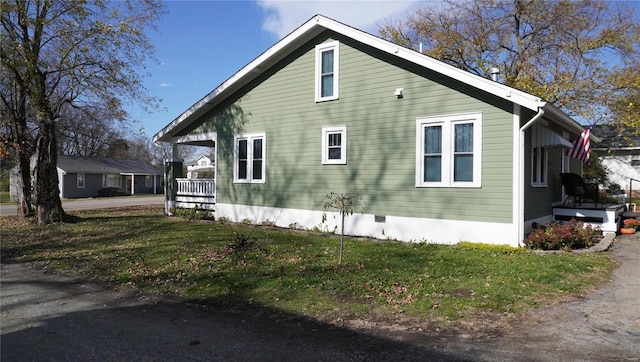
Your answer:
186;155;215;179
591;125;640;194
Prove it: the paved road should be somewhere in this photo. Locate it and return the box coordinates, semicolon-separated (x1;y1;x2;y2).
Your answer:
0;196;164;216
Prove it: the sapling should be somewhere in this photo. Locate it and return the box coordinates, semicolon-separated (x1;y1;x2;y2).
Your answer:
321;191;362;265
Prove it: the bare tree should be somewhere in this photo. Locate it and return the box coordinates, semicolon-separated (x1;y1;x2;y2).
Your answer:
380;0;640;126
1;0;164;224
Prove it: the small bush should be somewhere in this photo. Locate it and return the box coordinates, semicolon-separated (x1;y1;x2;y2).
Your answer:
96;187;130;197
623;218;640;231
174;206;213;221
523;219;602;251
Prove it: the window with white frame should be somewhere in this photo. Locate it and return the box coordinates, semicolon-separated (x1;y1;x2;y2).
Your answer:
531;126;549;187
145;175;153;188
321;125;347;164
77;173;85;188
315;41;339;102
234;132;266;183
531;144;548;187
416;113;482;187
102;174;121;188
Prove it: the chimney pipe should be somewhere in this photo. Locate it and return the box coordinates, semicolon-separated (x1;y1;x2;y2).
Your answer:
490;67;500;82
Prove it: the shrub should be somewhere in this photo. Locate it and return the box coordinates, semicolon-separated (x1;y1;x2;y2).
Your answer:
623;218;640;231
523;219;602;251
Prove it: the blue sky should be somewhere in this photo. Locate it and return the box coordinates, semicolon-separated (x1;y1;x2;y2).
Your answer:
130;0;422;138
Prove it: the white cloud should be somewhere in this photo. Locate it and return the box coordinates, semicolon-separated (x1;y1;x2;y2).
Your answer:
159;82;172;88
256;0;422;38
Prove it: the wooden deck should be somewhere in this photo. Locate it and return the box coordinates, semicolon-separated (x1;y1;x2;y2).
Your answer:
553;203;625;233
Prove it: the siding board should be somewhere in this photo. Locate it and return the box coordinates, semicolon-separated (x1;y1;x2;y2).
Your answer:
192;31;515;224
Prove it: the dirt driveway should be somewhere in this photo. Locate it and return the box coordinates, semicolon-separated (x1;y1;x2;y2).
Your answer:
1;233;639;361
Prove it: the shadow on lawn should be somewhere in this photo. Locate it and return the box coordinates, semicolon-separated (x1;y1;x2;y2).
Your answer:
0;262;474;361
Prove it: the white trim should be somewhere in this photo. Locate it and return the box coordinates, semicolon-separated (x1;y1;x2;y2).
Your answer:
321;125;347;164
234;132;266;184
215;203;520;246
315;41;340;102
513;104;523;245
415;113;482;188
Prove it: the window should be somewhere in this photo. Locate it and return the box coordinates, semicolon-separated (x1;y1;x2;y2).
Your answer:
321;125;347;164
77;173;85;188
416;113;482;187
315;41;339;102
145;175;153;188
102;174;122;188
531;126;548;187
234;132;266;183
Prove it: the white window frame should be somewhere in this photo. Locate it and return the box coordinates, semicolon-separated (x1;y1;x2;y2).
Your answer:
415;113;482;188
531;127;548;187
102;174;122;188
77;173;85;188
315;41;339;102
234;132;266;184
321;125;347;165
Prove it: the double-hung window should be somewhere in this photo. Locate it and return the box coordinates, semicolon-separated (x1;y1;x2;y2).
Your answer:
321;125;347;164
145;175;153;188
315;41;339;102
234;132;266;183
416;113;482;187
77;173;85;188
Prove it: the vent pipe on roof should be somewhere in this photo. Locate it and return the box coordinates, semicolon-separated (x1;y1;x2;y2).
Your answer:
490;67;500;82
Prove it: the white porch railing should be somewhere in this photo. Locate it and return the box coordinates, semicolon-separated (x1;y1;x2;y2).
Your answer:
176;178;216;197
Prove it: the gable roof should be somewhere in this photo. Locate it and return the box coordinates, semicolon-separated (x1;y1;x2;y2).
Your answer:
154;14;588;143
57;155;162;175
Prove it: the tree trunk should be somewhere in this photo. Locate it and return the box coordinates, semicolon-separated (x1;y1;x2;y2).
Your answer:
16;151;34;217
33;121;65;225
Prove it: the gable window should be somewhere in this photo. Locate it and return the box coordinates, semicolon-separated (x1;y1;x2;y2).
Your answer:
77;173;85;188
234;132;266;183
321;125;347;164
416;113;482;187
531;127;548;187
315;41;339;102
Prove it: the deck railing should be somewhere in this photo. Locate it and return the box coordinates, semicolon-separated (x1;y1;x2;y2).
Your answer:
176;178;215;197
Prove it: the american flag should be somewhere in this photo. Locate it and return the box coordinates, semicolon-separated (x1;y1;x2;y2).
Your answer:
567;128;590;164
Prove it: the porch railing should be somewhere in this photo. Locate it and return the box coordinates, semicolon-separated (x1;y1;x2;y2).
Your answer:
176;178;215;197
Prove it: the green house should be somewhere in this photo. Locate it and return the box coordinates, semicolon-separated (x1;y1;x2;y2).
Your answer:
153;15;595;246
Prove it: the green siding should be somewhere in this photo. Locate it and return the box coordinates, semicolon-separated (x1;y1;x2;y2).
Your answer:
188;31;516;223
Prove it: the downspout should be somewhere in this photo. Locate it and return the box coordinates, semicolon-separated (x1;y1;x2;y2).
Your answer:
517;107;545;246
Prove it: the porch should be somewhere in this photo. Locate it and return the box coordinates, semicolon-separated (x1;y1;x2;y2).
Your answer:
175;178;216;211
553;203;625;234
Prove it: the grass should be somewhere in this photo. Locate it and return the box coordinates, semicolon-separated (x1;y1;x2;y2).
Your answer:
0;191;11;204
0;205;615;328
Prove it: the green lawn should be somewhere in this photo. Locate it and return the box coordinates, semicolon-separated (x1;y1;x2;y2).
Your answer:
0;205;615;327
0;191;11;204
